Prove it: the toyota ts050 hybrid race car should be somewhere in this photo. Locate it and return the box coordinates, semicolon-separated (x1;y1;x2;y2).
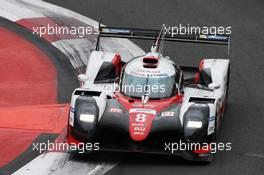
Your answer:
67;24;231;162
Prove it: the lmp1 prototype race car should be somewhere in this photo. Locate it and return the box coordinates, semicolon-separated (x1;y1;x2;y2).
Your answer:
67;24;231;162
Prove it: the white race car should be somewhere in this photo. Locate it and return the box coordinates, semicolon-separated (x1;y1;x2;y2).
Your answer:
67;25;230;162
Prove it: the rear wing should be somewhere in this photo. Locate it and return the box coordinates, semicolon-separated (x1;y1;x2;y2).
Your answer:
95;24;231;58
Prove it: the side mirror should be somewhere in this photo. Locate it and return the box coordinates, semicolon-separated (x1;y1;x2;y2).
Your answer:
208;83;220;90
78;74;88;87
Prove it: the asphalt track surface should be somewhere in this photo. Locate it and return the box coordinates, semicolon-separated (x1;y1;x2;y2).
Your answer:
45;0;263;174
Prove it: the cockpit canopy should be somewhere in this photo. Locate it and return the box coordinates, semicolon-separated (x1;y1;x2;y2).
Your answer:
120;56;182;99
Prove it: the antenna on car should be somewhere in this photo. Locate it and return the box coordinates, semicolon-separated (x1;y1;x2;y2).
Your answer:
95;19;101;51
151;25;166;59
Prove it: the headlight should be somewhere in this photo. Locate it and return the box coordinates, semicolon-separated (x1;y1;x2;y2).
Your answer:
187;121;202;128
79;114;95;123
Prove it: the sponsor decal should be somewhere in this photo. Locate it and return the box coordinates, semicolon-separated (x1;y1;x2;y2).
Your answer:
110;108;122;113
108;28;130;34
147;73;168;77
70;107;75;113
199;34;228;41
130;70;168;78
69;107;75;126
129;108;156;114
129;108;156;141
137;70;161;73
207;35;228;40
207;116;215;135
161;111;174;117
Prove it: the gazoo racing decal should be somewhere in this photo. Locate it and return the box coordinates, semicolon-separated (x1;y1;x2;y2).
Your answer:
129;108;156;141
208;116;215;135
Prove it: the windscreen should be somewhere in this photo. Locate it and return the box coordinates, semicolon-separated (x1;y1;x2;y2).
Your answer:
121;72;176;99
